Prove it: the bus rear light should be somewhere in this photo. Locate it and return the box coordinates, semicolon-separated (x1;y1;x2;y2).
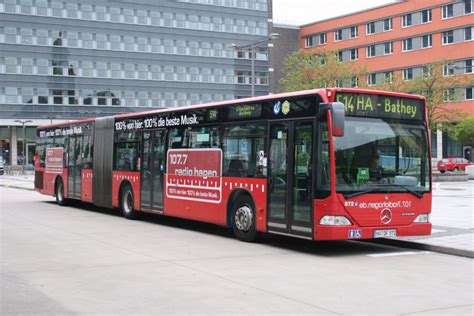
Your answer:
320;216;352;226
413;214;430;223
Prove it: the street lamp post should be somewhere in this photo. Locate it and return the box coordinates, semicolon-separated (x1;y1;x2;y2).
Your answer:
14;119;33;167
231;33;279;97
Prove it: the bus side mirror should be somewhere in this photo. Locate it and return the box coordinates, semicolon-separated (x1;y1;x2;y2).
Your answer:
331;102;345;137
321;102;345;137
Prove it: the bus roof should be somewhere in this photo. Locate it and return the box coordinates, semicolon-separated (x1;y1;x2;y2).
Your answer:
37;88;425;129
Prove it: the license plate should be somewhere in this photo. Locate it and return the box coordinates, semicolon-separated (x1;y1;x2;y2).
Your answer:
373;229;397;238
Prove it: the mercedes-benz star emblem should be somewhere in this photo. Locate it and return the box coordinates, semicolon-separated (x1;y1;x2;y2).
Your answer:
380;208;392;225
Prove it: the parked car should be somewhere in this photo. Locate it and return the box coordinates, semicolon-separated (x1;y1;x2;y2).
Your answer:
437;157;474;173
0;157;4;175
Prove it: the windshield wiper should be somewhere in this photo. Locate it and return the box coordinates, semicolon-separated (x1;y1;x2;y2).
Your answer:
372;183;424;199
343;188;383;199
343;184;424;199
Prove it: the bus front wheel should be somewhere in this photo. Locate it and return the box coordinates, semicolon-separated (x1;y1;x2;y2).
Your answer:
55;178;68;206
232;195;258;242
121;184;139;220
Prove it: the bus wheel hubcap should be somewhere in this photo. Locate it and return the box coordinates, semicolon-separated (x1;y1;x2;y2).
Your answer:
124;192;133;213
235;205;253;232
58;183;63;201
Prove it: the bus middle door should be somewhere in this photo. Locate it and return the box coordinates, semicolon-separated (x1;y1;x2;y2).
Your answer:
141;130;166;213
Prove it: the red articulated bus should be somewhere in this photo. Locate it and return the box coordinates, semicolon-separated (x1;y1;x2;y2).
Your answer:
35;88;432;241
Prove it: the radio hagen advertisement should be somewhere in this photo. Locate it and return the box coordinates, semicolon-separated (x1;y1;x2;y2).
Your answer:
45;148;64;174
166;149;222;203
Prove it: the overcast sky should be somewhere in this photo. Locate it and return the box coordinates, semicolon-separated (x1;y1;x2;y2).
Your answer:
272;0;398;25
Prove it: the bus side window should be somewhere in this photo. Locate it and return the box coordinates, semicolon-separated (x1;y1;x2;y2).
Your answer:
222;124;265;178
114;142;140;172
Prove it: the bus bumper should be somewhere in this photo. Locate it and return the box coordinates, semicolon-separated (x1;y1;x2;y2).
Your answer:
313;223;432;240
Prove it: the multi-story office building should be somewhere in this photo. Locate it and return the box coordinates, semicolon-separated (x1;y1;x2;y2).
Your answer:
0;0;271;165
300;0;474;160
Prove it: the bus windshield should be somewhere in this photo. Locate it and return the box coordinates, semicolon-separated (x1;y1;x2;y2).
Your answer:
334;117;430;197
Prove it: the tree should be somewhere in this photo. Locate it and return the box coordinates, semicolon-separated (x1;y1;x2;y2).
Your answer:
278;49;366;92
456;117;474;148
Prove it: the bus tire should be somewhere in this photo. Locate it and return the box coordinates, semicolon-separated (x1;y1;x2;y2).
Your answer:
232;195;258;242
55;178;68;206
120;184;138;220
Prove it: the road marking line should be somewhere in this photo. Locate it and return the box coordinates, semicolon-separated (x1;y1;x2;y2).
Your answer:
367;251;431;257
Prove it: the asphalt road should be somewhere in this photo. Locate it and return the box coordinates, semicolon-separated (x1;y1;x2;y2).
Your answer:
1;187;473;315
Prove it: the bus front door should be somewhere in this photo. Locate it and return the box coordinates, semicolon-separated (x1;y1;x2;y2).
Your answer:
141;130;165;213
268;121;313;239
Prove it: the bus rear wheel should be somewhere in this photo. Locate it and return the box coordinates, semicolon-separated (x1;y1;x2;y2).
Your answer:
55;178;68;206
232;195;258;242
121;184;138;220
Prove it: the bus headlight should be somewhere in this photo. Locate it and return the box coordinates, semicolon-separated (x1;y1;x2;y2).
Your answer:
413;214;430;223
320;216;352;226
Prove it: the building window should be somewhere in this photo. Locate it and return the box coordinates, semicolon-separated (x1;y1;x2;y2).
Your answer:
466;0;473;14
20;28;33;45
36;29;49;45
384;42;393;55
66;3;78;19
422;65;432;78
351;76;359;88
465;27;472;41
5;27;17;44
443;88;455;102
36;0;48;15
402;13;412;27
350;26;358;38
367;45;376;58
466;87;473;100
366;22;375;35
37;88;48;104
422;9;432;23
5;87;18;104
66;32;78;47
422;34;432;48
68;90;78;105
384;71;393;83
19;0;31;14
305;36;313;48
384;18;392;31
367;73;376;86
443;4;454;18
21;88;34;104
320;33;327;44
334;29;342;41
443;63;454;76
350;48;358;60
337;51;343;62
5;57;18;73
21;58;33;74
443;30;454;44
81;5;93;20
403;68;413;80
52;90;63;105
465;59;473;74
96;34;107;50
96;6;107;21
402;38;413;51
36;59;48;75
49;60;62;77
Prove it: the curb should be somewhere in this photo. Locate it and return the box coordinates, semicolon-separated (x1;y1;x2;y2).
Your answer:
368;238;474;259
0;184;35;191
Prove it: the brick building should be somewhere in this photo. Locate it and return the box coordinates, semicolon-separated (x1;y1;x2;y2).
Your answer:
300;0;473;160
